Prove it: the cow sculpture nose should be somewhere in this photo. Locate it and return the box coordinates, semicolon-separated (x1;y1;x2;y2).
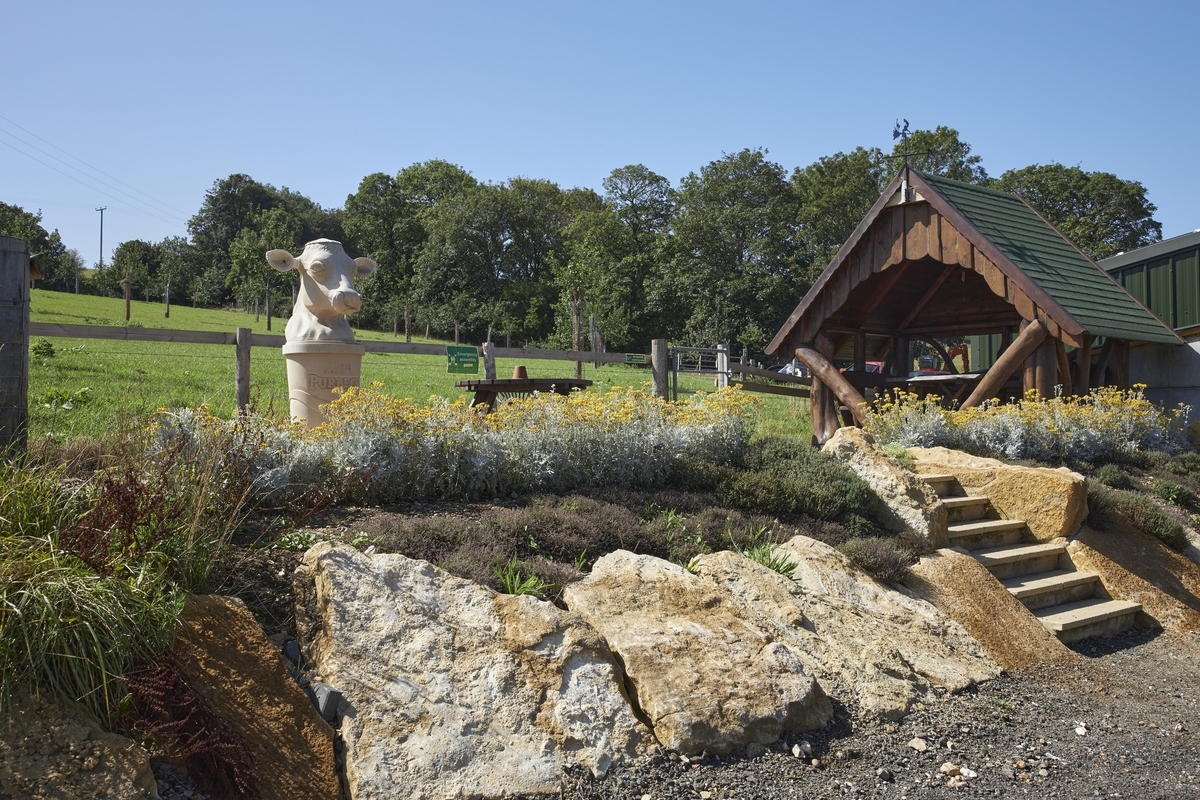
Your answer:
331;290;362;315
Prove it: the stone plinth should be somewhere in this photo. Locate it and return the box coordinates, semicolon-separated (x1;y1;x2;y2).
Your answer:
282;341;365;427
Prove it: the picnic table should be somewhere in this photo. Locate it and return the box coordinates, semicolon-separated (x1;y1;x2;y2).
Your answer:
455;377;593;411
886;372;986;402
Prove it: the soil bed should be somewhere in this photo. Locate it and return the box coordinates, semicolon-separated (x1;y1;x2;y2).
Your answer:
557;628;1200;800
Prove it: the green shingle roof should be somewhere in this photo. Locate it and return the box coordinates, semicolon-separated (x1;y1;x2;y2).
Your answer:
919;172;1179;345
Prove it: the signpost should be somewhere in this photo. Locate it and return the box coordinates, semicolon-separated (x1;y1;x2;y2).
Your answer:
447;345;479;375
625;353;647;364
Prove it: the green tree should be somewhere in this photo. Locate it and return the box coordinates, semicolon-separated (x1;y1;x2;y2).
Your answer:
672;149;803;350
226;208;303;314
792;146;886;272
993;163;1162;260
155;236;196;306
0;202;50;247
886;125;988;185
345;161;478;332
110;240;159;300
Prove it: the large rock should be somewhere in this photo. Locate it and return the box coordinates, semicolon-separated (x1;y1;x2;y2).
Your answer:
823;428;948;546
909;447;1086;540
0;691;158;800
176;595;340;800
1068;523;1200;633
905;548;1076;669
295;544;646;800
563;550;832;754
765;536;1000;716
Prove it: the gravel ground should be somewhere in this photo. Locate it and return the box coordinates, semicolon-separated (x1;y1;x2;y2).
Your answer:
555;628;1200;800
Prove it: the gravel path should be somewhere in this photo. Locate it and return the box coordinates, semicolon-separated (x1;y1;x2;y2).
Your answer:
556;628;1200;800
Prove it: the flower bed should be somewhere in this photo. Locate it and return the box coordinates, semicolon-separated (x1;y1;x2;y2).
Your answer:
865;386;1189;464
157;385;757;504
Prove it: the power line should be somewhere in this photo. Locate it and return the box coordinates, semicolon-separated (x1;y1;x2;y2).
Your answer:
0;113;192;219
0;138;186;228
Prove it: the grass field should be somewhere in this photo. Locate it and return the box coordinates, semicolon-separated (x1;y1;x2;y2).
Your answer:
26;289;811;441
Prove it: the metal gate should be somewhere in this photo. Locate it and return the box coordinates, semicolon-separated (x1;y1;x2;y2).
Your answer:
669;345;729;401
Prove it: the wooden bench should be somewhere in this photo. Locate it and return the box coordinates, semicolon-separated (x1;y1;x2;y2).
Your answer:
454;378;593;412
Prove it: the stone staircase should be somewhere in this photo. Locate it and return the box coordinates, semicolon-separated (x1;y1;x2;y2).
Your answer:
922;474;1142;644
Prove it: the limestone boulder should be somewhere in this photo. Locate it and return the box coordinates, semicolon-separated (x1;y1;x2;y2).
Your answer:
295;544;646;800
563;550;832;754
774;536;1000;709
176;595;340;800
823;428;948;546
0;691;157;800
1068;523;1200;634
905;548;1076;669
909;447;1086;540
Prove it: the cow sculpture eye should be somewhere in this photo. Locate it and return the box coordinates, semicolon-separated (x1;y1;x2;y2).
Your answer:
308;260;327;279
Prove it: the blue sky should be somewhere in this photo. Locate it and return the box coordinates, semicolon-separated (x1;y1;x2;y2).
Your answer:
4;0;1198;266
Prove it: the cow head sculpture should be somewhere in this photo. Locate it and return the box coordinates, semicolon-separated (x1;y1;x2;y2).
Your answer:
266;239;376;343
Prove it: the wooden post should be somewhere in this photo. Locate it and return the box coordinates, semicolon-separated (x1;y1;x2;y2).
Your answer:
123;275;132;322
1091;338;1114;387
651;339;669;399
1054;338;1072;396
164;283;170;318
404;303;411;343
818;334;840;442
1074;335;1092;395
1035;339;1056;399
483;342;497;380
235;327;252;412
853;330;866;374
572;293;582;380
1111;340;1130;389
265;288;272;331
960;319;1048;409
0;236;30;455
795;343;869;426
716;344;729;389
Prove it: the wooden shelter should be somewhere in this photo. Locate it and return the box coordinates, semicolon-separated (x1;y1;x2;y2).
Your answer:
767;168;1182;446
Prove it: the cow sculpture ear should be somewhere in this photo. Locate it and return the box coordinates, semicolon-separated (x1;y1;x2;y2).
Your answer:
353;257;377;279
266;249;299;273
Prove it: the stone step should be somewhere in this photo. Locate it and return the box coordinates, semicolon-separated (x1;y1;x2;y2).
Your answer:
1002;570;1101;611
948;518;1026;550
1033;598;1142;644
942;495;990;523
920;473;959;497
972;541;1067;580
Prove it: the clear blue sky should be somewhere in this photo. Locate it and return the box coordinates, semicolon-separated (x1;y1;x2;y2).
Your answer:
5;0;1198;267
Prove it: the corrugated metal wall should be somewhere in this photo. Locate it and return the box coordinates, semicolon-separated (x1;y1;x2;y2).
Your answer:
1111;245;1200;331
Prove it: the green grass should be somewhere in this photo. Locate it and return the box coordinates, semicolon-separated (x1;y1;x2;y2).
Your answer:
28;289;810;442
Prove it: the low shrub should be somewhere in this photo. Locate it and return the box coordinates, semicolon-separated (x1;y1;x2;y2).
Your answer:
1094;463;1133;490
866;386;1189;464
1087;481;1188;551
1153;479;1194;507
157;385;758;504
881;442;915;470
837;537;913;584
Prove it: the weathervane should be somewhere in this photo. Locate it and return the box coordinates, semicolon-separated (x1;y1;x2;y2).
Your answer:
892;119;911;166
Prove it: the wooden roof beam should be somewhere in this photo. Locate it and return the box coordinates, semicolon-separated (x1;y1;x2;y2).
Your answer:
897;262;958;331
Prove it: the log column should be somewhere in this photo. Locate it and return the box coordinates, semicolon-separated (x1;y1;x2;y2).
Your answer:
1074;335;1093;395
961;319;1048;409
1035;338;1057;399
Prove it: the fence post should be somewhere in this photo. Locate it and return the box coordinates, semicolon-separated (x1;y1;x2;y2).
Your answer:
483;342;497;380
235;327;252;412
0;237;29;456
716;343;729;389
651;339;669;399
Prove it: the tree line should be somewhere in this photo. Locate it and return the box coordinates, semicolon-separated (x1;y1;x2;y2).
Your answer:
3;126;1163;357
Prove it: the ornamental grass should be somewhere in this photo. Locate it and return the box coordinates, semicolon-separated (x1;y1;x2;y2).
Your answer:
864;386;1189;464
157;384;758;505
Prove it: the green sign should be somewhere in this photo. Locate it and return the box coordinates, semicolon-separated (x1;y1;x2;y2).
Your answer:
447;345;479;375
625;353;647;364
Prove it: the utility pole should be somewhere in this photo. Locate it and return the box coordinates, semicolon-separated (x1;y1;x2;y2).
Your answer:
95;207;107;268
